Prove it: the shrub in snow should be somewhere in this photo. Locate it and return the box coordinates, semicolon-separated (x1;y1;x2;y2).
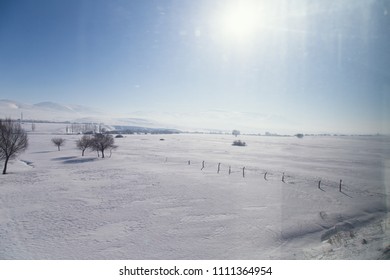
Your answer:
115;134;124;138
232;140;246;146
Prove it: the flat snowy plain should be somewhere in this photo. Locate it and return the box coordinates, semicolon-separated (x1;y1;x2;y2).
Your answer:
1;123;389;259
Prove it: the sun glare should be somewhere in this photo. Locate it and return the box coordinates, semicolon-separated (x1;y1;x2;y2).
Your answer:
216;1;263;45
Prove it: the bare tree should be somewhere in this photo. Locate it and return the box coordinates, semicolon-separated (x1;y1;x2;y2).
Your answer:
232;130;240;137
76;135;93;156
91;134;117;158
0;118;29;174
51;137;66;151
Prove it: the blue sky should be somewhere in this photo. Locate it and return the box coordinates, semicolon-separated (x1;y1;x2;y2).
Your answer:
0;0;389;134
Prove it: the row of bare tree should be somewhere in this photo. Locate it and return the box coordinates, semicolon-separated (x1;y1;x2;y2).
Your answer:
76;134;117;158
0;118;118;175
52;134;117;158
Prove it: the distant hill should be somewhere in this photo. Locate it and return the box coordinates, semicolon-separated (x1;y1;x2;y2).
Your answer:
0;99;103;121
0;99;181;133
112;125;181;134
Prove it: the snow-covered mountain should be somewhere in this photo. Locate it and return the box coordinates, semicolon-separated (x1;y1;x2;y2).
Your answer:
0;99;166;129
0;99;102;121
1;99;31;110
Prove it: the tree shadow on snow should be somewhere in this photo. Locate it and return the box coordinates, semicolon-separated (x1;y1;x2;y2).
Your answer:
52;156;77;161
62;157;97;164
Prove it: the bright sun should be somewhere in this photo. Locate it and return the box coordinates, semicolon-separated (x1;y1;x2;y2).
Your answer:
216;0;263;44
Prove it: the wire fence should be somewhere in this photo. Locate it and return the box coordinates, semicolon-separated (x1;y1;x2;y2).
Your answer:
160;156;385;198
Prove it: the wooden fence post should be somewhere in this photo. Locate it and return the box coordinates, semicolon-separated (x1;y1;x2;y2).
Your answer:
229;166;231;175
318;180;321;189
282;172;285;183
243;167;245;178
201;161;205;170
217;163;221;173
339;179;342;192
264;172;267;180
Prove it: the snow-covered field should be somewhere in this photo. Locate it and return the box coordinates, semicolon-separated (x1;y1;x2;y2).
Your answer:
1;124;389;259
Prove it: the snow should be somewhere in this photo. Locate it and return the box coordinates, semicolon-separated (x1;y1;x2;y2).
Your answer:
0;124;389;259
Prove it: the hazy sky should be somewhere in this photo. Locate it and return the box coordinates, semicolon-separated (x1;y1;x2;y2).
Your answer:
0;0;389;134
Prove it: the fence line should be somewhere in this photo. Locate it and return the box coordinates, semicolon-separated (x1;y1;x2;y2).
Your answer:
162;156;349;195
